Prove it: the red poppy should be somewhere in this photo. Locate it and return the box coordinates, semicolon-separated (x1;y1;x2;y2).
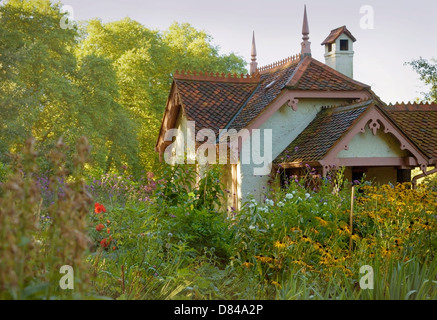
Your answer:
96;224;105;232
106;228;110;234
94;203;106;214
100;238;109;248
112;246;116;251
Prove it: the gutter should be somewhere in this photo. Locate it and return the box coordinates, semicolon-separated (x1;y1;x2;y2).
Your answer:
412;166;437;189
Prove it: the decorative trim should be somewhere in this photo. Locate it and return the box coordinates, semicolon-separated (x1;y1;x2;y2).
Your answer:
321;105;430;173
174;70;260;84
257;54;301;74
246;90;372;132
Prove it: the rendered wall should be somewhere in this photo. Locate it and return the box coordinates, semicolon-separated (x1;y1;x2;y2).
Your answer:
337;127;410;159
239;98;350;204
324;34;354;78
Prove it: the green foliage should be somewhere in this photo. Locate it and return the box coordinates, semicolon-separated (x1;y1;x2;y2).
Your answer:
0;0;79;159
0;137;94;300
406;57;437;102
0;0;248;177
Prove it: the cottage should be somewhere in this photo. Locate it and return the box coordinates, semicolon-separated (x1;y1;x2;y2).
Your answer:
155;6;437;208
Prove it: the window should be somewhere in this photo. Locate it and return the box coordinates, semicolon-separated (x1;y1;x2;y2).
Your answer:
340;40;349;51
327;43;332;52
397;169;411;183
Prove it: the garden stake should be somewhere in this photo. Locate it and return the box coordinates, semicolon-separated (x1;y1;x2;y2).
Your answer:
349;186;354;253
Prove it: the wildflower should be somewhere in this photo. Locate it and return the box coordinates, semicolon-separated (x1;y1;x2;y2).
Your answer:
277;201;285;208
255;255;274;263
147;172;154;179
274;241;286;249
249;225;256;230
96;224;105;232
315;217;328;227
112;246;116;251
265;199;274;206
100;238;109;248
351;234;360;241
285;193;294;200
258;207;269;213
94;203;106;214
242;260;254;268
271;281;282;288
301;235;312;243
310;228;319;234
305;193;311;200
394;238;403;246
107;228;110;234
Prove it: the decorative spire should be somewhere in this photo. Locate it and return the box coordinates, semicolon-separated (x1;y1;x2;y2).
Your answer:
250;31;258;75
301;5;311;58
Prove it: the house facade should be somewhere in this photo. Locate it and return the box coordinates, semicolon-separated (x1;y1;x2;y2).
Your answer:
155;7;437;208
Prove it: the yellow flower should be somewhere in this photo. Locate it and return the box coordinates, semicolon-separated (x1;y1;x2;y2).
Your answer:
315;216;328;226
255;255;273;263
271;280;282;288
242;260;254;268
310;228;319;234
274;241;286;249
393;238;403;246
301;235;312;243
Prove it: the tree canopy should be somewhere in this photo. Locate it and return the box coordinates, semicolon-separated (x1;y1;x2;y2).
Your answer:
406;57;437;103
0;0;247;176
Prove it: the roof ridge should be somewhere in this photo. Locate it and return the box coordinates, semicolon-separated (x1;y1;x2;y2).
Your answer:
174;70;261;83
388;100;437;107
257;53;302;74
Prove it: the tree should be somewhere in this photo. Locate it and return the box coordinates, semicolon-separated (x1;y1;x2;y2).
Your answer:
77;19;247;174
74;54;139;172
0;0;248;176
406;57;437;103
0;0;79;161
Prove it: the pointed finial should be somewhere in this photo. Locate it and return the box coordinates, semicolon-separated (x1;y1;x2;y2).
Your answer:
302;5;309;40
250;31;258;75
301;5;311;58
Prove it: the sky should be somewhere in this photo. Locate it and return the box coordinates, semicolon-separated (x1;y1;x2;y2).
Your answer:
59;0;437;104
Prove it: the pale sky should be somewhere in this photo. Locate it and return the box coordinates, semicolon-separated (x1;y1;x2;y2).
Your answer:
60;0;437;104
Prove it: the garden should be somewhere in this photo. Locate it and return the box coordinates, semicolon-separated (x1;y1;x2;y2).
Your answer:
0;137;435;300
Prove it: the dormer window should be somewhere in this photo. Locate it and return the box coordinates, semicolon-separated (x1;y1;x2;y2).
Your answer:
327;43;333;52
340;39;349;51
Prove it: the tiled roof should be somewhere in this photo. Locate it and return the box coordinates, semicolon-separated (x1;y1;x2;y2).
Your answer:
228;60;299;132
174;77;258;136
384;103;437;159
321;26;357;45
166;56;370;138
286;57;369;91
274;100;372;163
227;57;370;132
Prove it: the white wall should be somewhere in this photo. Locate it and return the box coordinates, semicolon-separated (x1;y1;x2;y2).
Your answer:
239;98;350;204
337;126;410;159
324;34;354;78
